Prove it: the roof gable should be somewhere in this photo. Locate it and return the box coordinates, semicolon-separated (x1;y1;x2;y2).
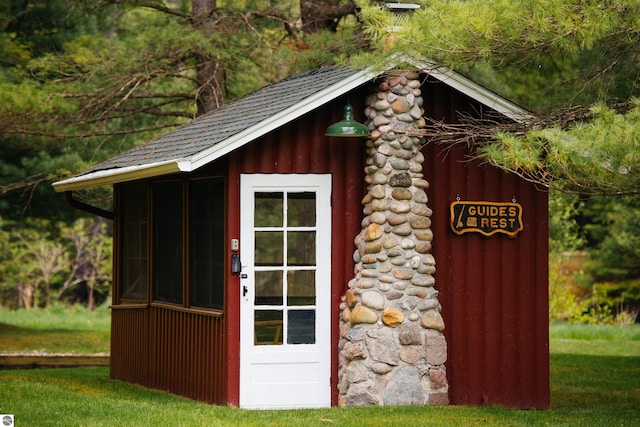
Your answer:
53;59;530;192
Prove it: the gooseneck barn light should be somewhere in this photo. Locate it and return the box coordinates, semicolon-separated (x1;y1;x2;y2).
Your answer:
325;103;370;138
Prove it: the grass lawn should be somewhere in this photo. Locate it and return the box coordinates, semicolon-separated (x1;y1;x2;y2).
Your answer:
0;305;110;354
0;309;638;426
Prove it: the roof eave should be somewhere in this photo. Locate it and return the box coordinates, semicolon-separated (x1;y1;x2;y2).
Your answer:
403;57;534;122
188;68;376;170
52;160;192;192
52;68;376;192
52;59;533;192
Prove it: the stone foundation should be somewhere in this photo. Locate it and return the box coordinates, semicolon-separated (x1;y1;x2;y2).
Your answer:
337;71;449;406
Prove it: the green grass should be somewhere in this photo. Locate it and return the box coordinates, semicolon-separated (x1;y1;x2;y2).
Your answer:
550;321;640;341
1;345;639;427
0;311;638;426
550;322;640;357
0;304;110;354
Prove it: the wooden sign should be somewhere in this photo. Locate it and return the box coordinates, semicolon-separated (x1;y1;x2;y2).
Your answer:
450;201;523;237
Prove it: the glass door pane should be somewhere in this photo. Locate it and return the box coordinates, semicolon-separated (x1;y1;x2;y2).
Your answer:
253;191;317;346
288;310;315;344
255;192;283;227
287;270;315;306
254;310;283;345
287;192;316;226
255;271;283;306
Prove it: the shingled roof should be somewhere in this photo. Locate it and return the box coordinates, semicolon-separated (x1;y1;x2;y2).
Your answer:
53;58;530;192
89;67;359;173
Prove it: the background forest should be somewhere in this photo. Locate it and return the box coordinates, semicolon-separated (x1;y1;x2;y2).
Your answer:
0;0;638;324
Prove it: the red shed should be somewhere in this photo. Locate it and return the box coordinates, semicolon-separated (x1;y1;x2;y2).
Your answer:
53;59;549;409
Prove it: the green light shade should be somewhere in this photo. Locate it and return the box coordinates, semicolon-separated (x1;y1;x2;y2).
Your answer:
325;103;370;137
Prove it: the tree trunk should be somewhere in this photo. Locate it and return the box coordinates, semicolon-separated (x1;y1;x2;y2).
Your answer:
21;283;34;310
44;279;51;308
192;0;224;116
300;0;357;33
88;279;95;311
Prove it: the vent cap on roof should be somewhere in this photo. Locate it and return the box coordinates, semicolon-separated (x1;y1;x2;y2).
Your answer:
385;2;421;29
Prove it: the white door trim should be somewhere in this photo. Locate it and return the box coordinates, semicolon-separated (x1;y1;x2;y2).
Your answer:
239;173;332;409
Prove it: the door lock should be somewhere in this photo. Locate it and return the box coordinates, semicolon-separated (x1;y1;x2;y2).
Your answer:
231;254;241;275
243;285;248;297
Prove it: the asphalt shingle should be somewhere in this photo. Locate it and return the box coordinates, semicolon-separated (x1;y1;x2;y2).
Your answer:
85;66;361;174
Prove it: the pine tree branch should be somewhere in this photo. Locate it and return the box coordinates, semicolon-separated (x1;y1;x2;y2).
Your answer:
0;174;49;196
413;101;637;196
105;0;191;20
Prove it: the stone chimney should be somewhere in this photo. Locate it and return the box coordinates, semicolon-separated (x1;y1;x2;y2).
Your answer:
338;71;449;406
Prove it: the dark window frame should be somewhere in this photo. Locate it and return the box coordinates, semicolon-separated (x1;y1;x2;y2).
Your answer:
115;175;226;313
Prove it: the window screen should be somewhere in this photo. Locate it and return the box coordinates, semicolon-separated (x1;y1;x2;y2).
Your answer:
189;178;225;309
120;182;149;301
153;180;183;304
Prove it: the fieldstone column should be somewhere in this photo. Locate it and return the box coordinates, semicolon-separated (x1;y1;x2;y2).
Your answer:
338;71;449;407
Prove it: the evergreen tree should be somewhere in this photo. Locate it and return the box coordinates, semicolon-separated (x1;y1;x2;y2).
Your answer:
357;0;640;321
0;0;364;218
0;0;364;307
358;0;640;195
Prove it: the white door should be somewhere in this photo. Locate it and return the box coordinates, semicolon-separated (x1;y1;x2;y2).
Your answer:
239;174;332;409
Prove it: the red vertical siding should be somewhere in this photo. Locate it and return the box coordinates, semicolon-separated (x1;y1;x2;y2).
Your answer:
110;78;548;409
224;83;548;408
225;166;241;406
111;306;226;404
111;306;149;383
422;81;549;408
148;306;225;403
225;99;367;406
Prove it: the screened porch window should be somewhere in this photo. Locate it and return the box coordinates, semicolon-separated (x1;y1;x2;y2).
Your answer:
189;177;225;310
120;182;149;300
118;177;225;310
153;180;184;304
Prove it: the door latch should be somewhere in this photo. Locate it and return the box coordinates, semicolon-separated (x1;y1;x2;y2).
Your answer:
243;285;248;297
